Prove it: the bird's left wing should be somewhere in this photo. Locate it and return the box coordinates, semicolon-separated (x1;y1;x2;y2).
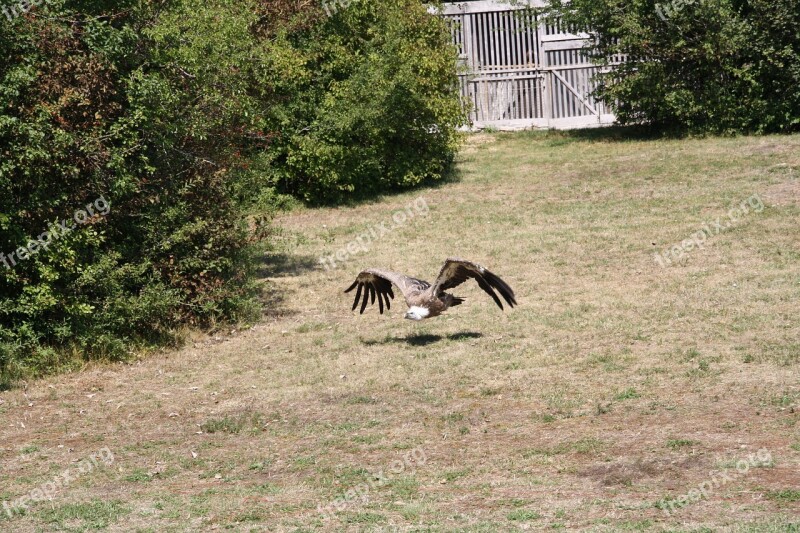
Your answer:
431;258;516;310
344;269;428;315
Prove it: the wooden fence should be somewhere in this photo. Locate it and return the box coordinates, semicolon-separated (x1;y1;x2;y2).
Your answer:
439;0;617;130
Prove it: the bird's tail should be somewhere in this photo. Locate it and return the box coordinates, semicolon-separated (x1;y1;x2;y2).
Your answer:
449;296;465;307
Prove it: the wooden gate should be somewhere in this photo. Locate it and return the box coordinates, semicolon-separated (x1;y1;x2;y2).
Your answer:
439;1;616;130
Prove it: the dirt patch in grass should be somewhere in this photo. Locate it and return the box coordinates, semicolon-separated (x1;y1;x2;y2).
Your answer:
763;178;800;207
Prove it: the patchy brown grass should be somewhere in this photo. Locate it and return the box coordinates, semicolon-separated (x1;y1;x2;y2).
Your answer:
1;130;799;532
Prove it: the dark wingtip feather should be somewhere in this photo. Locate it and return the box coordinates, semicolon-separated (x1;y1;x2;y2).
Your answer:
485;271;516;308
351;283;363;311
344;280;358;293
476;277;503;310
359;286;369;314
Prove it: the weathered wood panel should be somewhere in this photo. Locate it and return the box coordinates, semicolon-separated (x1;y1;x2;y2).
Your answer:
439;1;617;130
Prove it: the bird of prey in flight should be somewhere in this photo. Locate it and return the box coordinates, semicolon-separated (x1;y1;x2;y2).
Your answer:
344;258;516;320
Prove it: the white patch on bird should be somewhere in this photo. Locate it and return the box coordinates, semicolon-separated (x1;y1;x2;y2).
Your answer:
404;306;430;321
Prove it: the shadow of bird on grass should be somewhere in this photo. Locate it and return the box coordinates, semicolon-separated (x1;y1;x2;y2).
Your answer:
361;331;482;347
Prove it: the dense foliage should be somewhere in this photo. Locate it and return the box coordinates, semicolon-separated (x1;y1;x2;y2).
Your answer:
544;0;800;133
0;0;463;385
257;0;465;203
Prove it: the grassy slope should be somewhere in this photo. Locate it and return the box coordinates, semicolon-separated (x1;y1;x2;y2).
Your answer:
0;130;798;532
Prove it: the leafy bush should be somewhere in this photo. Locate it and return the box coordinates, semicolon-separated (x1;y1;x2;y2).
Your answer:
544;0;800;133
0;0;463;385
0;0;266;384
255;0;466;204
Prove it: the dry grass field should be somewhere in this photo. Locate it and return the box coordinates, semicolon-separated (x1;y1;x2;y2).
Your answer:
1;130;799;532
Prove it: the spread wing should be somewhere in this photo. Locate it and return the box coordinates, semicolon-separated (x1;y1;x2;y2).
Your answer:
344;269;430;315
431;258;516;310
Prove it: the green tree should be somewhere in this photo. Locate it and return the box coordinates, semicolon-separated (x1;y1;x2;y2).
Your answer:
544;0;800;133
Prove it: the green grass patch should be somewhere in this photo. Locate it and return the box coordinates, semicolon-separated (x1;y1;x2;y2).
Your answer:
667;439;698;450
442;468;471;482
766;489;800;502
442;412;464;424
343;511;386;524
614;388;640;401
507;509;542;521
387;476;420;500
40;500;130;530
200;411;263;435
124;468;152;482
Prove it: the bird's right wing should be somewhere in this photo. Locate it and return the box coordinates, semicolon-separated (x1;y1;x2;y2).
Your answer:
431;258;516;310
344;269;429;315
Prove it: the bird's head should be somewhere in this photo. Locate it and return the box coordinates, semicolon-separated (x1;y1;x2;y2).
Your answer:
404;306;430;321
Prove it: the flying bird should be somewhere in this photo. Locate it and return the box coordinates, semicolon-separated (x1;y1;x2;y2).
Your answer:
344;258;516;320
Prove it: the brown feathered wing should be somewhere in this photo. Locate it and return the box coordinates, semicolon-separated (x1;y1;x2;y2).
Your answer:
344;269;430;315
431;258;516;310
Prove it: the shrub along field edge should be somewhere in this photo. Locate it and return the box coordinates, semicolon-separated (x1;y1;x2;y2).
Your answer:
0;0;464;387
